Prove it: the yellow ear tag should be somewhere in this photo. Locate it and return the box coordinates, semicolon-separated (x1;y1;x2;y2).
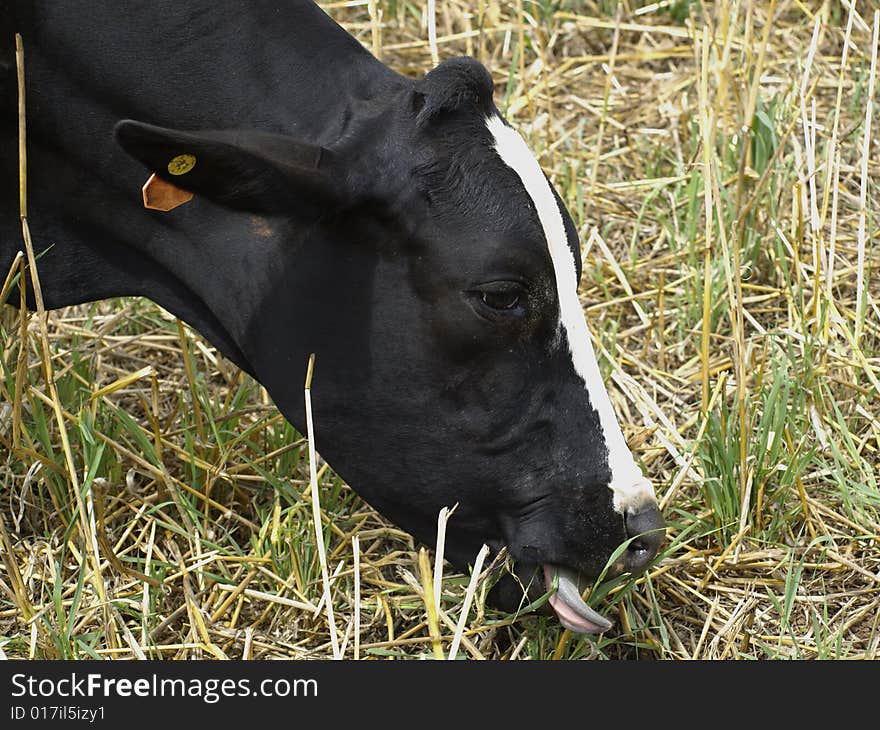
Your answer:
167;154;196;176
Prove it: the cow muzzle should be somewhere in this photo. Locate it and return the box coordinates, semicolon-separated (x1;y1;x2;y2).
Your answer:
619;503;666;575
544;502;665;633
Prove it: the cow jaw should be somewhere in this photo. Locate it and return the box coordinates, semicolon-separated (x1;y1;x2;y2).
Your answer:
543;565;612;634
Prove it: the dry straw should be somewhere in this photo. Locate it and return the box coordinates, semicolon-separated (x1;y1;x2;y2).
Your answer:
1;1;878;660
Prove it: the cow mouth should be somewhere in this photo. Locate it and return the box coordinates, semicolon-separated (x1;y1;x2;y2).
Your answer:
542;564;612;634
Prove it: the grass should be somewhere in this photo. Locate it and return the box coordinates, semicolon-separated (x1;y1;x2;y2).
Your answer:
1;0;879;660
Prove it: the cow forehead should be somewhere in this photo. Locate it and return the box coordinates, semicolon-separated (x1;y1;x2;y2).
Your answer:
410;123;540;231
484;115;655;513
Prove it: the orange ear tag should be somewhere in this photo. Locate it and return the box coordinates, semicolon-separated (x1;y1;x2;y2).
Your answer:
142;173;194;211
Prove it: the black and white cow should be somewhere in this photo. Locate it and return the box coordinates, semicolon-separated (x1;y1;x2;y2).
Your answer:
1;0;664;633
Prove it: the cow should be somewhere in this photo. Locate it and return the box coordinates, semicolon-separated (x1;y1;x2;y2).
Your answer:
1;0;664;634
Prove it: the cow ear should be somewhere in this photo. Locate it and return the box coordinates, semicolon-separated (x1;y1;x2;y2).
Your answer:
114;120;346;216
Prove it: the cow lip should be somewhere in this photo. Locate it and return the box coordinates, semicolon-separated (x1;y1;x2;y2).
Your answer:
543;564;613;634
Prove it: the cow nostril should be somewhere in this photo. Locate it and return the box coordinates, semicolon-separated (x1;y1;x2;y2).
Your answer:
623;505;665;573
625;538;654;571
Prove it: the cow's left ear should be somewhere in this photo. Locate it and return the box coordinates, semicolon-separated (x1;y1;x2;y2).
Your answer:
114;120;347;217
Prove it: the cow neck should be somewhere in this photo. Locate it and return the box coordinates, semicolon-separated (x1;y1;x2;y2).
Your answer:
9;1;404;373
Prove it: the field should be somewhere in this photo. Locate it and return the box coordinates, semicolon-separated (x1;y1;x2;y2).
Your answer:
1;0;878;660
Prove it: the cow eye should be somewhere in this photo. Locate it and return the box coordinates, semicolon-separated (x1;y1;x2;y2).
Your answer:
481;290;520;310
469;282;527;320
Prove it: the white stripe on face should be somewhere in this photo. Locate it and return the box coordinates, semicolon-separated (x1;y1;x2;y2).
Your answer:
485;115;656;514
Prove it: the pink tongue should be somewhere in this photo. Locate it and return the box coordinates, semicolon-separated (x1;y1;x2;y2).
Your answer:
543;565;611;634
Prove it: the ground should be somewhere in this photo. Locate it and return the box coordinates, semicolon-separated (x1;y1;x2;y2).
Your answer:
1;0;878;660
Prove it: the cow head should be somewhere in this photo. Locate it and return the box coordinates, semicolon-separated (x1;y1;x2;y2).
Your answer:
115;57;664;633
